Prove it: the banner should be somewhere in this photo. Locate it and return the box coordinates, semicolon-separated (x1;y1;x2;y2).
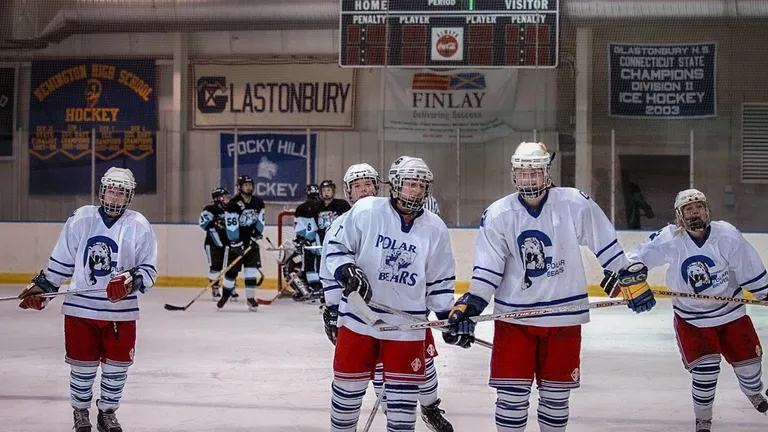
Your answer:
383;69;518;143
608;42;717;119
193;62;356;130
219;132;317;204
0;67;14;158
28;60;157;195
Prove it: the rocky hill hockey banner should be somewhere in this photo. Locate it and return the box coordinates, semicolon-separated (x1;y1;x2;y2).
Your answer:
28;60;157;195
219;132;317;203
383;68;518;144
0;67;15;158
609;42;717;119
194;62;356;130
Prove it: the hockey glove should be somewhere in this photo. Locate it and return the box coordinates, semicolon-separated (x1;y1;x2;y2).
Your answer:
444;293;488;349
106;268;144;303
618;263;656;313
336;263;372;304
322;304;339;345
18;270;59;310
600;270;620;298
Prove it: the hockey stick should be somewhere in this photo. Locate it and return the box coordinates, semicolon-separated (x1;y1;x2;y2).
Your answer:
651;289;768;306
258;237;303;305
376;298;629;332
266;245;322;251
0;287;107;302
362;388;386;432
163;245;252;311
368;300;494;349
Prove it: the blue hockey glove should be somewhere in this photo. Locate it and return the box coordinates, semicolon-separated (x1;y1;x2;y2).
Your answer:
618;263;656;313
444;293;488;349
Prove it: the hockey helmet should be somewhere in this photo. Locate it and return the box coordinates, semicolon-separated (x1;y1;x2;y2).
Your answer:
306;183;321;201
211;187;229;205
511;142;552;199
320;179;336;199
237;174;254;195
388;156;433;212
99;167;136;218
674;188;710;232
343;163;380;201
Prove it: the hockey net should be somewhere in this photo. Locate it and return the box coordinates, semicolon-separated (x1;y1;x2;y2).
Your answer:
276;211;296;293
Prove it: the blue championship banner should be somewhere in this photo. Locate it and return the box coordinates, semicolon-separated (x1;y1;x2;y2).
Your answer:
28;60;157;195
0;67;14;158
220;132;317;204
608;43;717;119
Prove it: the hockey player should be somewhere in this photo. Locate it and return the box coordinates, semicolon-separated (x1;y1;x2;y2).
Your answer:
317;179;352;239
219;174;266;311
293;184;323;299
444;142;657;432
321;162;454;431
601;189;768;432
323;156;456;432
199;187;230;299
18;167;157;432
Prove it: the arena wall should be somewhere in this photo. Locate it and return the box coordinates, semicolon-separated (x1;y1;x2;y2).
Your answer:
1;222;764;299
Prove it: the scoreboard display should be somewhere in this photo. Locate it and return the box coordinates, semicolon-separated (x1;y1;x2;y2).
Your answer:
339;0;560;68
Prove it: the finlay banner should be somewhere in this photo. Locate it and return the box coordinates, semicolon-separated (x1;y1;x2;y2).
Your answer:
383;69;518;144
193;62;356;130
609;42;717;119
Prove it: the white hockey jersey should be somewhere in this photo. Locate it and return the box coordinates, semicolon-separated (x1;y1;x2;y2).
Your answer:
45;206;158;321
320;211;348;308
323;197;456;341
629;221;768;328
469;188;630;327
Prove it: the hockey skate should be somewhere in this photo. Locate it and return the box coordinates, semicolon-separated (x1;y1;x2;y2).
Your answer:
216;288;233;309
97;409;122;432
748;392;768;413
420;399;454;432
695;418;711;432
211;286;221;300
247;298;259;311
72;408;92;432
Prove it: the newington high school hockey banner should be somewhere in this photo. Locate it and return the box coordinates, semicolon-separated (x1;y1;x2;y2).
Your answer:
193;61;356;130
28;60;157;195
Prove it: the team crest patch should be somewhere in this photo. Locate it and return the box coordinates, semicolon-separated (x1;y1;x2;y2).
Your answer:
427;344;436;357
571;368;580;382
411;358;422;372
129;348;135;361
757;345;762;357
83;236;119;286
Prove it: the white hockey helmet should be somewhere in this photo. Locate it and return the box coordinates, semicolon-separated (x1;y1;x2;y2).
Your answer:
343;163;380;202
674;188;710;231
511;141;552;199
388;156;433;212
99;167;136;217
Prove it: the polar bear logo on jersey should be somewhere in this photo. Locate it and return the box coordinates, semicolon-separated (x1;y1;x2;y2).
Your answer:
686;261;712;290
86;241;113;285
521;237;547;271
257;156;278;179
379;249;414;279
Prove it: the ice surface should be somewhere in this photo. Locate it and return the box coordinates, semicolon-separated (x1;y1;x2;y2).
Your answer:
1;285;768;431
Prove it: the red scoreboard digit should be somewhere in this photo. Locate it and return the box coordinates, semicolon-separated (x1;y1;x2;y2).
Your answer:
339;0;560;68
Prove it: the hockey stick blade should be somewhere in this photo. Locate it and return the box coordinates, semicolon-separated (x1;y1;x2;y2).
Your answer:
376;298;629;332
347;291;383;326
164;245;251;312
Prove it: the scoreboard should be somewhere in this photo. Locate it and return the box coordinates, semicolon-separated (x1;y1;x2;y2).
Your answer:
339;0;559;68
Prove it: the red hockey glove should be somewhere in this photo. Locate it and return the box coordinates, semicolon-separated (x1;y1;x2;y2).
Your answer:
106;272;135;303
18;270;58;310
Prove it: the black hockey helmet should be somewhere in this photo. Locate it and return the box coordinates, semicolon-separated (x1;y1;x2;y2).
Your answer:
238;174;254;188
320;179;336;192
211;187;229;201
307;183;320;200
